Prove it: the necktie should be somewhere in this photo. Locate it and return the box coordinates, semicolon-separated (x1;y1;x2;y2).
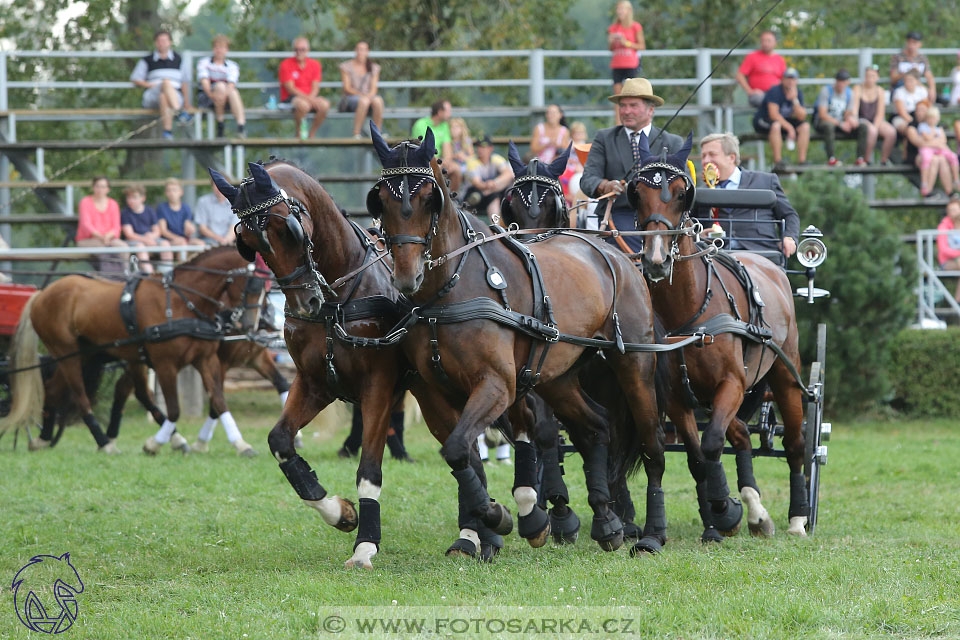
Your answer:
718;179;731;188
631;132;641;166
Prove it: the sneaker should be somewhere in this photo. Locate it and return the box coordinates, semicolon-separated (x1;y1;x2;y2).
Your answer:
237;125;247;139
854;157;867;166
827;157;840;166
216;121;226;138
772;160;787;172
352;133;363;140
177;110;193;124
161;130;174;140
881;158;893;166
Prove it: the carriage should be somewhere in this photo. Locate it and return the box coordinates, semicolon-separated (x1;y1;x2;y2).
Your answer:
0;283;39;417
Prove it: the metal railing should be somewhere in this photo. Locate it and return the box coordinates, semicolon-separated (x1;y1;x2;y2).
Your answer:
915;229;960;324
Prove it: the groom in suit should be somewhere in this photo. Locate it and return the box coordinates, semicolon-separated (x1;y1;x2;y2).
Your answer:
580;77;684;251
698;132;799;262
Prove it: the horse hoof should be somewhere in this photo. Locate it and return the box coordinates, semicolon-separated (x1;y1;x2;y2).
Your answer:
629;535;664;557
445;538;479;559
621;521;642;542
549;507;580;545
344;542;377;570
334;498;358;532
787;516;808;537
98;442;121;455
170;433;190;454
482;501;514;536
233;439;257;457
749;517;776;538
590;513;623;546
526;520;551;549
715;497;743;536
598;531;624;552
191;440;209;454
239;446;258;458
700;527;724;544
142;436;161;455
344;557;373;570
28;438;51;452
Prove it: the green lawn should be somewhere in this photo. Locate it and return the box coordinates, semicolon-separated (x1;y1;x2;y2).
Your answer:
1;390;958;639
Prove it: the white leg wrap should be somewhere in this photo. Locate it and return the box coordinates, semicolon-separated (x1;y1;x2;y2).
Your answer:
477;434;489;461
346;541;378;570
787;516;808;536
307;496;345;527
279;390;289;406
513;486;537;517
358;478;382;500
740;486;768;525
154;419;177;444
495;443;511;461
197;416;218;442
219;411;241;443
458;528;481;549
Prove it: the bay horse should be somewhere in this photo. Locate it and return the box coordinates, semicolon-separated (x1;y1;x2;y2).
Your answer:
0;247;261;456
631;132;810;536
367;123;667;555
210;159;414;569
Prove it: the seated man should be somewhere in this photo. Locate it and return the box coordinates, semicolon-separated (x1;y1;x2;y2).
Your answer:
412;99;461;193
195;178;238;245
130;29;192;140
697;132;799;264
813;69;868;166
752;67;809;168
196;34;246;138
279;37;330;140
462;136;514;219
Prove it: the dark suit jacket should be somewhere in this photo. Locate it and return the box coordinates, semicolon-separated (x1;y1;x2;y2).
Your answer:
580;125;685;213
695;169;800;257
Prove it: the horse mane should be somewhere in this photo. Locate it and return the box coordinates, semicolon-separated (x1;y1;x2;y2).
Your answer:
177;244;239;269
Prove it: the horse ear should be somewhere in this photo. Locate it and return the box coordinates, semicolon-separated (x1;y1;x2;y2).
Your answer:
547;143;572;178
208;168;238;201
369;120;392;166
248;162;274;193
507;141;526;176
420;126;437;159
636;132;653;165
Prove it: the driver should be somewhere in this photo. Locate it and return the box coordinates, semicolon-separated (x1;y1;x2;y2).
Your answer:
696;132;799;262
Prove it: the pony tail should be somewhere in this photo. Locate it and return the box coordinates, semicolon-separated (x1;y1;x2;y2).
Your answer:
0;293;44;434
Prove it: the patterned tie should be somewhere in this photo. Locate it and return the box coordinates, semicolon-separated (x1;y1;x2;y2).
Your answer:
631;131;641;166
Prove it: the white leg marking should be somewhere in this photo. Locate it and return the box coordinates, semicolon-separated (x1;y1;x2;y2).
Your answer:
513;486;537;517
279;390;289;406
197;416;218;442
357;478;382;500
153;419;177;444
458;528;481;549
787;516;808;536
346;541;378;570
741;486;766;525
476;434;489;461
274;452;287;463
306;496;344;526
495;443;511;461
219;411;242;443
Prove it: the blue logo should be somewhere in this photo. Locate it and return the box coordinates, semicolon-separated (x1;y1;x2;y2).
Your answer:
12;553;83;634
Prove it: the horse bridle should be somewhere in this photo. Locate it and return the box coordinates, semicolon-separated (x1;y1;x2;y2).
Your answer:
504;161;568;226
368;161;445;260
233;182;335;300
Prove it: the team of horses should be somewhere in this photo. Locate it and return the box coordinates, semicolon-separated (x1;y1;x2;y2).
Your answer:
0;120;813;567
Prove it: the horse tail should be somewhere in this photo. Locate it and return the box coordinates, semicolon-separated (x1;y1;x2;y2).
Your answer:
0;293;44;434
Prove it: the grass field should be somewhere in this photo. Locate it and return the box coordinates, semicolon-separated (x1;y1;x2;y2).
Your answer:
1;389;958;639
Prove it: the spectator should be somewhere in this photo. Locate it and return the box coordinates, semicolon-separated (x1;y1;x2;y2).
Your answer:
891;71;929;136
949;52;960;107
412;99;460;189
76;177;126;249
915;106;960;196
853;64;897;165
936;198;960;303
607;1;645;125
130;29;192;140
904;102;952;198
156;178;196;245
560;121;589;201
530;104;571;163
279;37;330;140
445;117;474;194
890;31;936;95
463;136;514;218
338;41;384;139
814;69;868;166
736;30;787;108
195;177;238;245
752;67;809;168
196;34;246;139
697;132;799;262
120;184;172;273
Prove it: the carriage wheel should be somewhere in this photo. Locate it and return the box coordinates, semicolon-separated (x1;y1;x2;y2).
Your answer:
802;324;827;534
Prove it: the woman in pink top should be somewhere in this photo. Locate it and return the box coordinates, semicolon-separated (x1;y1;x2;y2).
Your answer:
607;1;645;124
76;177;127;248
937;199;960;302
530;104;571;163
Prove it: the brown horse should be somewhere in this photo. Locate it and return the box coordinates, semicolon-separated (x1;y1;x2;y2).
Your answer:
368;123;667;555
0;247;260;456
632;133;810;536
211;159;415;569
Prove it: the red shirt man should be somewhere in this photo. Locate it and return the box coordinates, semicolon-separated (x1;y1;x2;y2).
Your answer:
279;56;321;102
737;30;786;107
277;37;329;139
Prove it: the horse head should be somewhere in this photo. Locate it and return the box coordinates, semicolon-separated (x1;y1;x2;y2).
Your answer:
629;132;695;282
501;141;570;229
367;120;446;295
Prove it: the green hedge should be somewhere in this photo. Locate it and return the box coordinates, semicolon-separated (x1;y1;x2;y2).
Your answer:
889;328;960;417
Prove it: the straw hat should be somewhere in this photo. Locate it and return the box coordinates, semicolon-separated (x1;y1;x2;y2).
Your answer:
608;77;664;106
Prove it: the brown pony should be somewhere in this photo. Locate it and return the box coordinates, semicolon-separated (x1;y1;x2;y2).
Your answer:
632;132;810;536
367;123;666;556
212;159;413;569
0;247;260;456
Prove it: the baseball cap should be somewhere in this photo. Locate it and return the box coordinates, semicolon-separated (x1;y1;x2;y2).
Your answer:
835;69;851;81
783;68;799;79
906;31;922;41
476;135;494;148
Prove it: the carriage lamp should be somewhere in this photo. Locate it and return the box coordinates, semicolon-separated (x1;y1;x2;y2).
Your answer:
821;422;832;442
796;225;827;268
816;445;828;466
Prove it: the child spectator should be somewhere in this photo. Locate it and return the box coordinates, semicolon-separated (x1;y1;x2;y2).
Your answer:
607;1;645;125
130;30;192;140
279;37;330;140
530;104;571;164
121;184;172;273
936;198;960;303
853;65;897;165
156;178;196;245
76;177;126;249
892;71;929;135
737;30;787;108
338;41;384;139
445;117;474;194
463;136;514;218
813;69;867;166
752;67;809;168
196;34;246;138
915;106;960;196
